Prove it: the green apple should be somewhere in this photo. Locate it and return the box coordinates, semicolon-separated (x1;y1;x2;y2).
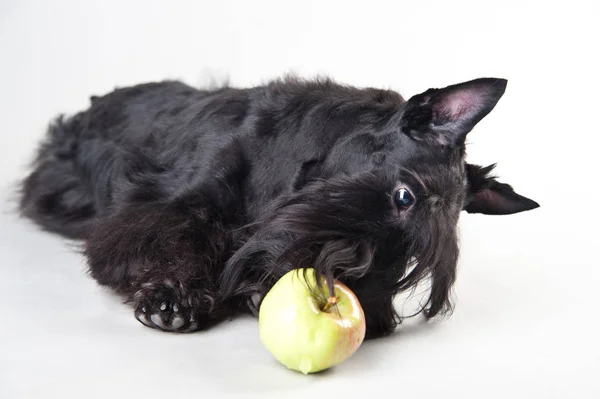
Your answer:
258;268;366;374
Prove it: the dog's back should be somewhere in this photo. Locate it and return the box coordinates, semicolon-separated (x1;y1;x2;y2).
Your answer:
19;81;218;238
19;78;404;238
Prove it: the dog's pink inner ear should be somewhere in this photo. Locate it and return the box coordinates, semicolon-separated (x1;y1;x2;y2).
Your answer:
474;189;500;208
474;189;521;215
465;184;540;215
433;89;482;125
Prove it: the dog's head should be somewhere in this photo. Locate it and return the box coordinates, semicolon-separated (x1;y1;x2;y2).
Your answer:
222;78;538;336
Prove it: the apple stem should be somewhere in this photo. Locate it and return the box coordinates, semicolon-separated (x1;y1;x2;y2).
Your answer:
322;296;338;312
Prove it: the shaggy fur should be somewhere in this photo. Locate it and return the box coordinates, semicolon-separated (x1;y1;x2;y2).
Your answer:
19;76;539;338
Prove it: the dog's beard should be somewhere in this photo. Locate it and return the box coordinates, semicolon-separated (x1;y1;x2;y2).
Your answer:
402;216;459;318
219;174;459;335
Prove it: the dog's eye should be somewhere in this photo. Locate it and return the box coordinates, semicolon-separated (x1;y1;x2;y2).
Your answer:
394;188;414;209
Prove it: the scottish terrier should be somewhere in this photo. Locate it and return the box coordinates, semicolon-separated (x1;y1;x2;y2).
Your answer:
19;76;539;338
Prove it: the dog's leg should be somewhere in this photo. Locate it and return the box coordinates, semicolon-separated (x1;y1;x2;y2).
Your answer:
85;198;234;332
361;295;399;339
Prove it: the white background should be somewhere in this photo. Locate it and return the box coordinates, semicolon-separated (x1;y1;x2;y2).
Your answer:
1;1;598;398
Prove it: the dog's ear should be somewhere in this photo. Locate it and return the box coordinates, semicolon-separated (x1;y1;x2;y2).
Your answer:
464;164;539;215
401;78;508;146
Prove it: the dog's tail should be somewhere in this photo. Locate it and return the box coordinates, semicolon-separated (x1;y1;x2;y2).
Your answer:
19;115;99;239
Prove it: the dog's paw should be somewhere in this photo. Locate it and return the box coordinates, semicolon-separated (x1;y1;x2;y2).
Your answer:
133;280;201;332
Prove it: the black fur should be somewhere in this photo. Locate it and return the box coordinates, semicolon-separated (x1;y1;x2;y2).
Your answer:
19;76;539;338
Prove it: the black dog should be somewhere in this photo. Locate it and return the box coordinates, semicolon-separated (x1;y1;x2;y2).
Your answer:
19;76;538;338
